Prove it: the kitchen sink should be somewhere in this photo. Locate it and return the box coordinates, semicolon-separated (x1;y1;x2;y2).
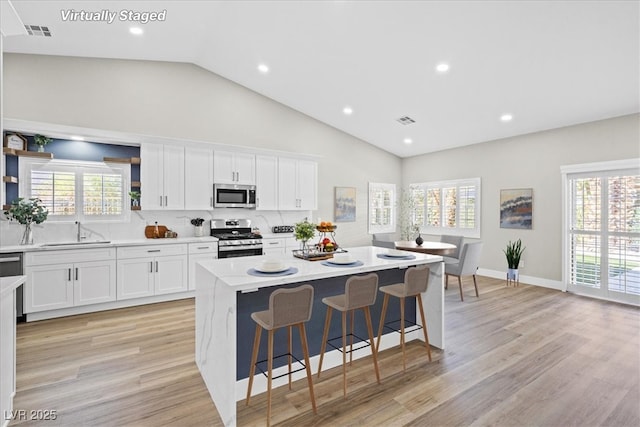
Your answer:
41;240;111;247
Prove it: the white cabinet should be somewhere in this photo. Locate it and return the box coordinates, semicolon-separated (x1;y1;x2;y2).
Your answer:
255;155;278;210
185;146;214;210
278;158;317;210
117;244;188;300
262;237;286;256
188;243;217;290
141;144;185;210
24;248;116;313
214;150;255;185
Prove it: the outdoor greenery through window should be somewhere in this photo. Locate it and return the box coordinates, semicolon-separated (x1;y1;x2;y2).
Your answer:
19;158;130;222
409;178;481;238
564;159;640;304
368;183;396;233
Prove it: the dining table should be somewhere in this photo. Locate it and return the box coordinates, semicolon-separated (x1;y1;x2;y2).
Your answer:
394;240;457;256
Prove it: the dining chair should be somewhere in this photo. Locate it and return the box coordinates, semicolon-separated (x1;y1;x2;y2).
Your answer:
317;273;380;398
444;242;483;301
440;234;463;263
245;285;317;426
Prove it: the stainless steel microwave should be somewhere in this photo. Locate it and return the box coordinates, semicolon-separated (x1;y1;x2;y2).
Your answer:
214;184;256;208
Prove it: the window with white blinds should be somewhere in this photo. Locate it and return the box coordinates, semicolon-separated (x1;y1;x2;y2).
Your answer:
368;183;396;233
19;158;130;222
410;178;481;238
563;160;640;305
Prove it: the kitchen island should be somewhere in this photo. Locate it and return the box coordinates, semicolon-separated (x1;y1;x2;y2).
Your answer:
195;246;444;427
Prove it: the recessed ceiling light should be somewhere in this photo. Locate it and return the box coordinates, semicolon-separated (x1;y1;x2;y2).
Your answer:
257;63;269;74
436;63;450;73
500;114;513;122
129;27;143;35
403;138;413;144
70;136;84;141
343;106;353;115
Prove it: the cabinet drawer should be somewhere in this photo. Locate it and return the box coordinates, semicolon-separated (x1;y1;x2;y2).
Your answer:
26;247;116;266
188;243;218;254
117;244;187;259
262;238;285;249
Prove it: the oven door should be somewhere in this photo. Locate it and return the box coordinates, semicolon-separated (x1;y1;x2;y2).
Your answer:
218;245;263;258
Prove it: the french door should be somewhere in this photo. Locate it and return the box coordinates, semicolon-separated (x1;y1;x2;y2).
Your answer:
564;161;640;305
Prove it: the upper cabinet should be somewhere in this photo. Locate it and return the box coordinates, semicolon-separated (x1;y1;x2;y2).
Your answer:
278;158;317;210
185;146;214;210
255;155;278;210
141;144;185;210
213;150;255;185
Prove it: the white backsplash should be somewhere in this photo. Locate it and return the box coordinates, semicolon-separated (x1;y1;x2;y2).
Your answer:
0;209;312;246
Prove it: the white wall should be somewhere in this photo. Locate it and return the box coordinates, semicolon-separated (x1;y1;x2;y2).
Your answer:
402;113;640;283
1;53;402;246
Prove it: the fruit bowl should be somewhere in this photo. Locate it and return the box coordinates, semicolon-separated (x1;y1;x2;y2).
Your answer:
316;225;337;232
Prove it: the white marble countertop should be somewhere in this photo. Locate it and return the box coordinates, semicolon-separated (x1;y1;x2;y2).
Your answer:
0;236;219;253
197;245;442;292
0;275;26;298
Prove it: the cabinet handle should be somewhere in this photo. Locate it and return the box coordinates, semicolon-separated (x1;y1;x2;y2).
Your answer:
210;196;213;207
269;242;278;245
197;246;209;250
150;261;153;273
68;268;71;281
155;261;159;272
165;195;168;206
147;249;161;253
237;171;240;181
160;196;163;206
75;268;78;281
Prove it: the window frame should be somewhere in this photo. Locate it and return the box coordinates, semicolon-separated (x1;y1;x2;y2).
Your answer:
19;157;131;223
368;182;396;234
410;177;481;238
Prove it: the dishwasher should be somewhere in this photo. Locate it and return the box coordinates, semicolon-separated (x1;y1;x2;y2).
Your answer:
0;252;24;322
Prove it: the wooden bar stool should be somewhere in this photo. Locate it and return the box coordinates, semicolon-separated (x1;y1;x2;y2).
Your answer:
317;273;380;398
245;285;317;426
376;265;432;371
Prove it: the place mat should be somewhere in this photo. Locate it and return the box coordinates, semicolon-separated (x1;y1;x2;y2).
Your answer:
247;267;299;277
377;254;416;260
320;260;364;268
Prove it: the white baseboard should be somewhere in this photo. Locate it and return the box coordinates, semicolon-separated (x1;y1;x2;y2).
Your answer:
477;268;564;291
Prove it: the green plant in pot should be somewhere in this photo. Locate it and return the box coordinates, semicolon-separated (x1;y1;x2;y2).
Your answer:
504;238;525;285
294;219;316;254
128;191;141;207
34;134;52;153
3;198;49;245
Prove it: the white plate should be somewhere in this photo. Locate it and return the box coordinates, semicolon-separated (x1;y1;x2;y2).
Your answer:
328;258;357;265
386;250;407;257
255;265;289;273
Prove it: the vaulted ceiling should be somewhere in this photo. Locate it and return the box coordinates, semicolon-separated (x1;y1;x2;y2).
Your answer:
3;0;639;157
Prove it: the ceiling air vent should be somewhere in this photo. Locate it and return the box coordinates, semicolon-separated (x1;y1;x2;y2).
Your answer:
396;116;415;125
24;25;52;37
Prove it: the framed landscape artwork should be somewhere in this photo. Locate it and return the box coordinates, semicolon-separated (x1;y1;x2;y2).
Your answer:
335;187;356;222
500;188;533;229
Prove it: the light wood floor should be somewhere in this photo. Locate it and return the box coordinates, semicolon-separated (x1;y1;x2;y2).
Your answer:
10;277;640;426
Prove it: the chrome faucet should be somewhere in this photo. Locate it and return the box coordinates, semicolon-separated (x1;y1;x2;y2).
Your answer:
75;221;83;242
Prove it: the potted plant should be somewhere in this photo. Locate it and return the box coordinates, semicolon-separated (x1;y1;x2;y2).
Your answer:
294;219;316;254
504;238;525;285
34;134;52;153
128;191;141;207
3;198;49;245
190;217;206;237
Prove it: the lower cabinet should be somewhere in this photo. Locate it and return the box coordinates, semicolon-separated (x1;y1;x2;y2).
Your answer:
25;248;116;313
116;244;188;300
188;243;218;290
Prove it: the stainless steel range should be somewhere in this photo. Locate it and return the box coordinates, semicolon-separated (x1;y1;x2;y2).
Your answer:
210;219;263;258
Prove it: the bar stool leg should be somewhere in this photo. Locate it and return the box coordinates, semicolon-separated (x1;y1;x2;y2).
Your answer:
287;326;292;390
245;324;262;405
400;297;406;371
416;294;432;362
342;310;347;398
298;323;317;413
267;329;274;427
363;306;381;384
317;306;333;379
376;293;389;352
349;310;355;366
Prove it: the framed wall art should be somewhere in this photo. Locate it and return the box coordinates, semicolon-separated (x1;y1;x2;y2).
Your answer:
334;187;356;222
500;188;533;229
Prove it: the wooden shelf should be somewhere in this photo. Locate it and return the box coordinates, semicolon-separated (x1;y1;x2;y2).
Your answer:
3;148;53;158
3;147;17;156
131;205;141;211
131;181;141;188
104;157;142;164
2;176;18;184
